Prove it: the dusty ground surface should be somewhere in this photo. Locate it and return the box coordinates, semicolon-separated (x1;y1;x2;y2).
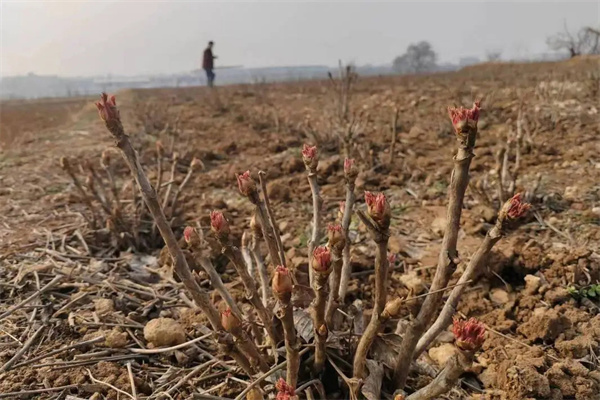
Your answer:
1;57;600;399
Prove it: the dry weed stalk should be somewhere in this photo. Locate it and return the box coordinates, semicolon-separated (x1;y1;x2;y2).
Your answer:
338;158;358;301
302;144;323;287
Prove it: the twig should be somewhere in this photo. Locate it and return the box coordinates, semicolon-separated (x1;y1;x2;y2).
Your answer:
338;165;356;301
306;156;323;288
1;325;45;372
87;368;135;399
0;275;62;321
234;347;311;400
258;170;286;267
311;248;332;373
196;257;243;318
389;107;399;166
12;335;105;369
162;152;179;212
0;384;84;398
130;332;212;354
127;362;138;399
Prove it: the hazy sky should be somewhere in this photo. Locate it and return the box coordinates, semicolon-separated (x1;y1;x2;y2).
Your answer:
1;1;598;77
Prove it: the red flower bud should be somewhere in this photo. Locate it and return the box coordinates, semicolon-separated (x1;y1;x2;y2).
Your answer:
183;226;194;243
210;210;230;239
365;191;391;228
505;193;531;220
344;158;358;180
302;144;318;170
236;171;257;197
452;317;486;351
221;307;241;332
275;378;296;400
95;93;120;123
448;101;481;129
388;253;397;265
312;246;332;273
272;265;293;299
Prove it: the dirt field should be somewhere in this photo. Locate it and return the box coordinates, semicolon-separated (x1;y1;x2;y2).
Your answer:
1;57;599;399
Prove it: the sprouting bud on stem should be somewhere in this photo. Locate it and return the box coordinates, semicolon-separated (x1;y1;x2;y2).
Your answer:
327;224;345;254
452;317;486;352
447;101;481;144
382;297;403;319
172;152;180;162
272;265;293;301
365;191;391;229
237;171;257;198
95;93;120;123
302;144;318;171
221;308;241;332
183;226;202;248
210;210;230;241
275;378;296;400
388;253;397;265
498;192;531;228
312;246;332;274
344;158;358;181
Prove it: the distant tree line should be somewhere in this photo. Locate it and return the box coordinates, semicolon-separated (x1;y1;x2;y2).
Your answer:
392;41;437;74
547;23;600;58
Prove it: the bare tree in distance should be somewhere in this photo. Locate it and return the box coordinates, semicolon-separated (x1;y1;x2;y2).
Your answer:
393;41;437;75
486;50;502;62
547;22;600;57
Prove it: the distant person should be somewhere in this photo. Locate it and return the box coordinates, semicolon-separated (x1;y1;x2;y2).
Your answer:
203;41;217;87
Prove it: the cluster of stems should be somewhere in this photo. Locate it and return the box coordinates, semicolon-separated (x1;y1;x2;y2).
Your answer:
94;93;531;399
61;135;201;252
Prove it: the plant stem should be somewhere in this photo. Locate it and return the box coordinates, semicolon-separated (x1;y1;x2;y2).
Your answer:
392;123;476;390
307;170;323;288
414;222;503;357
404;350;475;400
352;210;389;380
325;249;343;327
338;179;356;301
312;268;331;373
258;171;286;266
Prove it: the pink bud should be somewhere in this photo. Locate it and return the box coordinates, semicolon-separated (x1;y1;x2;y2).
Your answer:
312;246;332;273
302;144;318;170
452;317;486;351
506;193;531;220
236;171;256;197
190;158;204;171
388;253;397;265
210;211;230;238
447;101;481;133
327;224;345;252
275;378;295;400
365;191;391;228
183;226;194;243
95;93;120;123
344;158;358;179
272;265;293;298
221;307;241;332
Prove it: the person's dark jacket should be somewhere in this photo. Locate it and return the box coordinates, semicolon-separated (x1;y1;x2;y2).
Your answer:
203;48;214;70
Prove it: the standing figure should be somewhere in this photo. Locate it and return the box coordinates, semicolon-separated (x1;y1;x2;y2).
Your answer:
203;41;217;87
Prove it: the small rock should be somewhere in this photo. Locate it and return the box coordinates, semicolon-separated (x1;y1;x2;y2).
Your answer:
104;328;129;348
489;288;510;305
555;335;597;358
564;186;577;201
144;318;186;347
431;216;446;237
544;287;570;305
429;343;457;366
592;207;600;216
524;275;542;295
517;308;571;341
94;298;115;316
388;236;405;254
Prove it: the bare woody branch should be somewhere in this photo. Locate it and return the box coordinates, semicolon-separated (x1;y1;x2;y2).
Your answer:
393;101;481;390
311;246;332;373
413;194;531;357
338;158;358;301
94;93;253;377
325;224;345;326
353;192;391;380
302;144;323;287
